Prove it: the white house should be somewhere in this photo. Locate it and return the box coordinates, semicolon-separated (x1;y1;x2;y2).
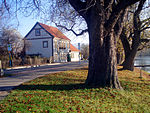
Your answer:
24;22;79;62
70;44;80;61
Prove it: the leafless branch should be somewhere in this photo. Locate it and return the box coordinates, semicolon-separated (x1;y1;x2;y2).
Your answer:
140;26;150;32
55;23;88;36
141;18;150;28
105;0;140;31
3;0;10;12
127;32;134;39
79;0;96;12
138;41;150;51
140;38;150;42
33;0;40;10
68;0;86;18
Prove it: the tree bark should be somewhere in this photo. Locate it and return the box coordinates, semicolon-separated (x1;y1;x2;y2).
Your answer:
122;50;137;71
86;29;122;88
84;7;122;89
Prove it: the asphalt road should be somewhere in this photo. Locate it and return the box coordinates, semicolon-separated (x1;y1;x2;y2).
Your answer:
0;61;88;100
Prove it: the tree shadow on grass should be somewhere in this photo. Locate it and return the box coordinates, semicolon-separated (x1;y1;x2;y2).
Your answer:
16;83;100;91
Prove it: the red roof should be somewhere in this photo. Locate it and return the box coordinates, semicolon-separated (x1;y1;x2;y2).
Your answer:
70;44;80;52
39;22;70;41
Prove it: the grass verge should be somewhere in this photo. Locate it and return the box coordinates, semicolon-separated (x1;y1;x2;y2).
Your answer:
0;67;150;112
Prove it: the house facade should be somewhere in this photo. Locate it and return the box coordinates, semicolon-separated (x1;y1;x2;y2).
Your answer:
25;22;79;62
70;44;80;61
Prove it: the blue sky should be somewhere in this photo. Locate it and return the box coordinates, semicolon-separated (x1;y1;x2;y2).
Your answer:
17;15;40;37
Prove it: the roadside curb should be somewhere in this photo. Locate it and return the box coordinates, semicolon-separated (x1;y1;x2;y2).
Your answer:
6;63;62;70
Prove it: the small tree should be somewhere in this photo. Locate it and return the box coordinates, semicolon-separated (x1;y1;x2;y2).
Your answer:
0;28;24;57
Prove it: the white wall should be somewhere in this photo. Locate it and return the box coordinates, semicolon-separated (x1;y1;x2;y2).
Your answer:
26;38;53;58
71;51;80;61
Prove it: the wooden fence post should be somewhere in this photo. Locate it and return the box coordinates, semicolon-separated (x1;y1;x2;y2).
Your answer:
140;67;142;78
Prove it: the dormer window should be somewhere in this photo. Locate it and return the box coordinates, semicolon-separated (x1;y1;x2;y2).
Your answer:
35;29;40;36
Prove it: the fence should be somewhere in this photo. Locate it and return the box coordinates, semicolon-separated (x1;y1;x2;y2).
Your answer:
134;65;150;78
0;56;54;69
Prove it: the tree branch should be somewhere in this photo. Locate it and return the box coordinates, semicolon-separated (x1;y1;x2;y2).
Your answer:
105;0;141;30
116;0;141;11
114;8;128;39
33;0;40;10
141;19;150;29
140;26;150;32
3;0;10;12
132;0;146;49
55;23;88;36
134;0;146;29
138;41;150;51
140;38;150;43
68;0;86;18
120;27;132;54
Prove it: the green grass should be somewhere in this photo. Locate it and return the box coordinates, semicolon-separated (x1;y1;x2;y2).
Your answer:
0;67;150;113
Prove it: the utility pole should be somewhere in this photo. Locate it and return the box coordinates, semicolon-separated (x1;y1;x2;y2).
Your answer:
7;44;12;67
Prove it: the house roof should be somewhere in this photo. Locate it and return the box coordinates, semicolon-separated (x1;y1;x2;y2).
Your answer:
39;22;70;41
70;44;80;52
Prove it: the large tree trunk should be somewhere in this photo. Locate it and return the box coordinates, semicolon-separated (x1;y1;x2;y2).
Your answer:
85;12;122;89
120;28;137;71
68;0;140;89
122;50;137;71
120;30;139;71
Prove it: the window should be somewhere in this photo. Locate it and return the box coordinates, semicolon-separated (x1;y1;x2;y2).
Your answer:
43;41;48;48
35;29;40;36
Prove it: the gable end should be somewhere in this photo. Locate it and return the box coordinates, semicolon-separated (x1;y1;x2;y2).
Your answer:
24;22;54;39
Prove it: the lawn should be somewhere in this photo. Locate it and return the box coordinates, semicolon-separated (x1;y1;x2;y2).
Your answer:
0;67;150;113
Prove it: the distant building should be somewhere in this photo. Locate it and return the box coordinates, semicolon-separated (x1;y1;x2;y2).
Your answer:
70;44;80;61
24;22;80;62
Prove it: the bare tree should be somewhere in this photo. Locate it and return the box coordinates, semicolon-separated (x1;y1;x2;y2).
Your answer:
0;28;24;56
120;0;150;71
